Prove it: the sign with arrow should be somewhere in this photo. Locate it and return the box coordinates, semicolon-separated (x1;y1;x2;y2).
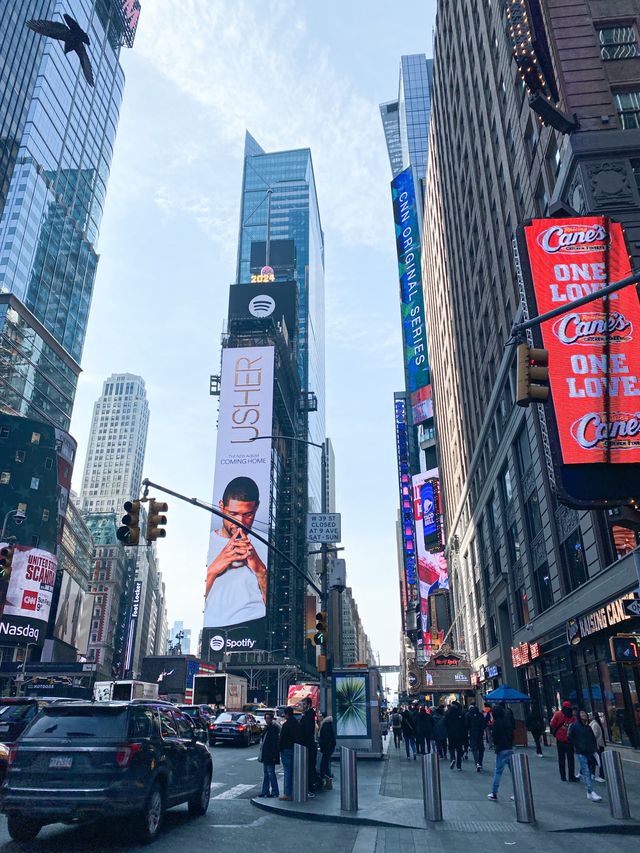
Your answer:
623;598;640;618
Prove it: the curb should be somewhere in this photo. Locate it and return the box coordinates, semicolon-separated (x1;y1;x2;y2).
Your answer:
250;797;401;828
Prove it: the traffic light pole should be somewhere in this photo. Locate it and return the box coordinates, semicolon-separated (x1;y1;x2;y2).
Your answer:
140;478;321;596
510;268;640;337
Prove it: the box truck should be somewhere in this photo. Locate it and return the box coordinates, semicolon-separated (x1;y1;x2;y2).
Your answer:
93;680;159;702
193;673;247;711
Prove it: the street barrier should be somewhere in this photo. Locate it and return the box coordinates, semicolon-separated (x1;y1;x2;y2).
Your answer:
421;751;442;822
511;752;535;824
340;746;358;811
293;743;308;804
602;749;630;820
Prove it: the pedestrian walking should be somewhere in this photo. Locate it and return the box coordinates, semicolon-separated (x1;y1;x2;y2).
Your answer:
589;711;606;781
483;704;493;748
415;706;431;754
391;707;403;749
487;705;513;801
257;711;280;798
278;706;301;801
550;701;578;782
568;710;603;802
445;701;466;770
433;705;448;758
526;708;544;756
401;708;417;760
318;713;336;789
300;697;318;796
466;704;486;771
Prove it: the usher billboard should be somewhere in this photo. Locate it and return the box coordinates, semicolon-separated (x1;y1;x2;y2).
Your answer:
518;217;640;505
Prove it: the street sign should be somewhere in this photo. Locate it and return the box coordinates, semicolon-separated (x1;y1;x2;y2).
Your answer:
306;513;341;543
610;635;640;663
623;598;640;617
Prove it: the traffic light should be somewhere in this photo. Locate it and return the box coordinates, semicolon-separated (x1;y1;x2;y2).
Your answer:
116;500;141;546
0;545;15;578
314;611;327;646
146;499;168;543
516;343;549;407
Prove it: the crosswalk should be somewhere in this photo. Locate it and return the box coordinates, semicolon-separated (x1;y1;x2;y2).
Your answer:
211;782;258;800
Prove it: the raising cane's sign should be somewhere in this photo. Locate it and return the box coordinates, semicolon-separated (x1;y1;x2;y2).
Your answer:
524;217;640;465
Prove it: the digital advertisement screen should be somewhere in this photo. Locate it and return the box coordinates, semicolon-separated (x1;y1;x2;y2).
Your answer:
395;399;416;590
202;346;275;655
524;217;640;465
334;673;370;738
0;545;56;646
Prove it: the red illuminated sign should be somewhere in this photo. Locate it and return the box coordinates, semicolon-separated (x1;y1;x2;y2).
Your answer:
511;641;542;667
524;218;640;465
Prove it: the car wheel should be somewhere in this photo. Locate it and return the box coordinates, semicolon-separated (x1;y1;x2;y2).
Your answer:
135;781;164;844
7;814;42;842
188;768;212;817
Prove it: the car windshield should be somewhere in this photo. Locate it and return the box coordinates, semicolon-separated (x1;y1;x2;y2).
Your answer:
0;704;36;722
180;708;200;717
215;713;242;723
23;706;128;739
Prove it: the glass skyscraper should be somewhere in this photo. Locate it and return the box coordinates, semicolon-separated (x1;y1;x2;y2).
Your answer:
0;0;140;430
236;132;326;513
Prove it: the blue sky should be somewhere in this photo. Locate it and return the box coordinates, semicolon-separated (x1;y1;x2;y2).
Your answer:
69;0;438;667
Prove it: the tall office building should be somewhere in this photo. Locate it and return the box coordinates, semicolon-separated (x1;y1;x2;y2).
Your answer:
0;0;140;430
236;132;326;514
78;373;149;513
203;132;326;695
424;1;640;747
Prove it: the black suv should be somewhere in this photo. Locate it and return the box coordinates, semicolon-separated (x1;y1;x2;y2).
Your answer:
1;700;213;844
176;704;216;745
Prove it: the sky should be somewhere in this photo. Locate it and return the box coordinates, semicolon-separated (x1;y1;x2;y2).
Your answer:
69;0;438;669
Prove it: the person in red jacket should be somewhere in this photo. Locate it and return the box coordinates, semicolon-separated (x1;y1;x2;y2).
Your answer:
550;701;578;782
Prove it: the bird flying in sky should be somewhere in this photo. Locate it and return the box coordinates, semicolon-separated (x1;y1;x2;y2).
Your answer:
26;13;94;87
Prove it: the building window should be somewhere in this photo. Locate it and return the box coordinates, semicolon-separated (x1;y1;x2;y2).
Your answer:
0;427;9;439
524;492;543;542
42;509;50;522
30;477;39;490
30;535;39;547
45;457;54;470
614;91;640;128
15;451;25;463
0;472;10;485
561;528;588;592
506;521;521;565
30;432;40;445
599;25;639;60
489;615;499;647
533;562;554;612
501;466;513;506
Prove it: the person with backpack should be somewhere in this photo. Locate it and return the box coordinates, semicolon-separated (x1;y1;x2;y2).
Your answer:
568;710;602;802
549;701;578;782
391;707;402;749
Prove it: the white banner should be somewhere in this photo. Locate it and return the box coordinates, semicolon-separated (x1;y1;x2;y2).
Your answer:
203;347;274;647
1;545;55;627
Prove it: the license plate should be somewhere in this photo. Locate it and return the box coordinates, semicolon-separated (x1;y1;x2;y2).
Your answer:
49;756;73;769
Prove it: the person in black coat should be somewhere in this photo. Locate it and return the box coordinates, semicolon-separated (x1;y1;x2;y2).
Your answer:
487;704;514;800
278;707;301;800
401;708;417;760
300;697;318;795
445;702;467;770
415;707;433;754
258;712;280;798
526;709;544;756
318;713;336;787
433;706;448;758
466;704;487;771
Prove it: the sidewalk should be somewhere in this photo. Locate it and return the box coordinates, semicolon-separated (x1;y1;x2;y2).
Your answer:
251;737;640;834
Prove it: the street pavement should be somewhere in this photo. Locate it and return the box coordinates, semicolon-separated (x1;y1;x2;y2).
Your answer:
254;735;640;851
0;736;638;851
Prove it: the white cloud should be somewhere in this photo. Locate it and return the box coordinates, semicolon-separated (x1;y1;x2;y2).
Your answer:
130;0;391;250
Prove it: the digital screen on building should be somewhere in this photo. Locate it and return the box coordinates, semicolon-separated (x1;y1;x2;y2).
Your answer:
228;281;297;336
123;580;142;674
202;346;275;655
0;545;56;647
391;168;432;426
118;0;141;47
524;217;640;465
411;470;448;650
394;399;416;590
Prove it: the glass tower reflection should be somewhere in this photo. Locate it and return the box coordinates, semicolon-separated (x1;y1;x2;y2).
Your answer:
0;0;139;429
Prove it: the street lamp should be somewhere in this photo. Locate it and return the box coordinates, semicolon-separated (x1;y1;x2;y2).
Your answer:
250;433;330;714
1;507;26;540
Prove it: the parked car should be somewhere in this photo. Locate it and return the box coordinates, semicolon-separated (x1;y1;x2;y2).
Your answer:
176;704;216;745
1;700;213;844
209;712;261;747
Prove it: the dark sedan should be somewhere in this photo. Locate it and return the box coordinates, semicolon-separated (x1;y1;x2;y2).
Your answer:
209;712;261;747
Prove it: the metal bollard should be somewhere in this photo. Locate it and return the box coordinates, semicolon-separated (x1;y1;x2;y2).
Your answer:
602;750;630;820
511;752;535;824
293;743;308;803
340;746;358;811
421;752;443;822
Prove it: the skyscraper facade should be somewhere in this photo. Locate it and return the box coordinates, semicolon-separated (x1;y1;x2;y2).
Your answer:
424;0;640;747
235;132;326;514
0;0;140;429
78;373;149;513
